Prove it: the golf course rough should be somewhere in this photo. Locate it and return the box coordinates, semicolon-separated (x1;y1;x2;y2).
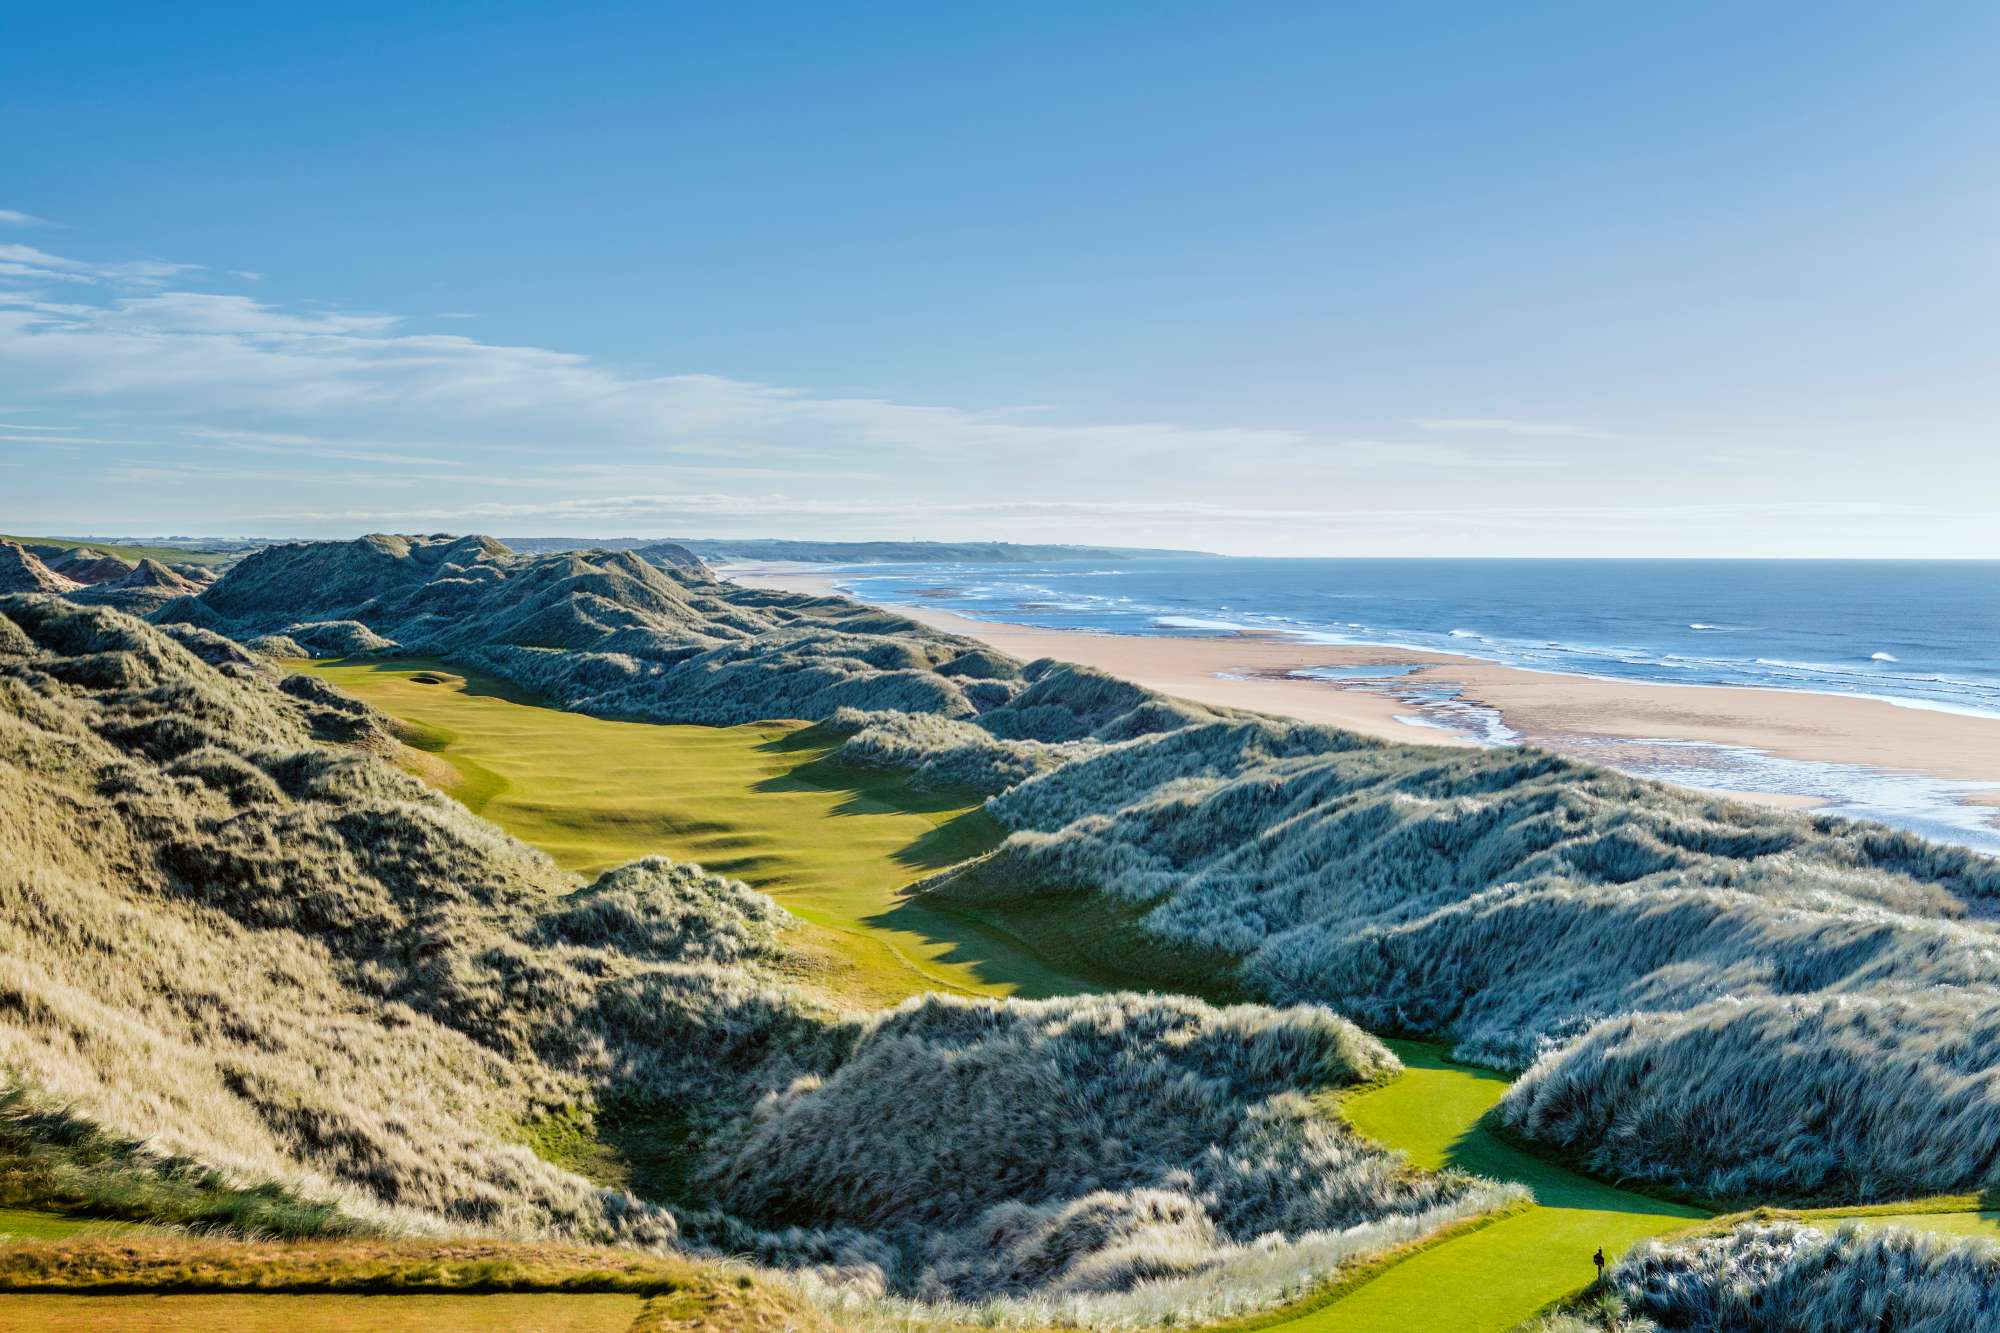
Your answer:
292;658;1988;1332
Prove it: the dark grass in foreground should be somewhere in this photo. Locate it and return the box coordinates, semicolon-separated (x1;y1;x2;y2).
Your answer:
0;1236;831;1332
0;1236;749;1296
0;1293;647;1333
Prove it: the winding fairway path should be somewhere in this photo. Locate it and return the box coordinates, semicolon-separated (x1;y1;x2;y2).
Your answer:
1298;1043;1703;1330
297;658;1994;1333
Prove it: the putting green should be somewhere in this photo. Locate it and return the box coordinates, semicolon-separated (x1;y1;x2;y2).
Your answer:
292;659;1996;1332
295;659;1089;1006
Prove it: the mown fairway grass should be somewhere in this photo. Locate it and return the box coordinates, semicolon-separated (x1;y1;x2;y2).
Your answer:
0;1210;143;1243
295;659;1089;1006
1312;1042;1703;1331
263;660;2000;1331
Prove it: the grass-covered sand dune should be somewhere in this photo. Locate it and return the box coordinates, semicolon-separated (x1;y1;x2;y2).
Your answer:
297;655;1740;1329
26;529;2000;1324
930;719;2000;1205
1538;1221;2000;1332
253;661;2000;1331
157;536;2000;1201
0;594;1513;1326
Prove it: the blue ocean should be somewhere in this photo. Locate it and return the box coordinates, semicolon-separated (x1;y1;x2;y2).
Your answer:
835;557;2000;719
817;557;2000;850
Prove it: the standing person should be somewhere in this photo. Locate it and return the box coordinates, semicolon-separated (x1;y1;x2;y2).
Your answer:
1593;1247;1605;1284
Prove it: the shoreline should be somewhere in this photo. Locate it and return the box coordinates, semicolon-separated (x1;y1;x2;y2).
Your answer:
724;564;2000;835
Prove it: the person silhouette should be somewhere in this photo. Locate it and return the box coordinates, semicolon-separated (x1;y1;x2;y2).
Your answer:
1593;1246;1605;1283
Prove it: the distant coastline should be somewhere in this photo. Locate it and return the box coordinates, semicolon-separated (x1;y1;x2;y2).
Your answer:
724;561;2000;851
503;536;1212;563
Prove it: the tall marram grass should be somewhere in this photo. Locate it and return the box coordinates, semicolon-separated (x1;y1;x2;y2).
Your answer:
692;991;1519;1309
1537;1221;2000;1332
154;536;2000;1206
924;715;2000;1202
0;593;1507;1324
168;534;1002;726
1498;993;2000;1204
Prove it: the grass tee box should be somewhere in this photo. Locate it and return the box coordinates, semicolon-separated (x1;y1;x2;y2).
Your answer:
293;657;1095;1005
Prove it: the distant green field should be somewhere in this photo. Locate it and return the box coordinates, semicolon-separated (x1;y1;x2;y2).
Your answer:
2;534;238;567
295;658;1091;1006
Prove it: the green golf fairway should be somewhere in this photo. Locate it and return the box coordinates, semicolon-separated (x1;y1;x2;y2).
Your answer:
0;1209;147;1242
1299;1042;1703;1331
296;659;1092;1006
288;659;1994;1332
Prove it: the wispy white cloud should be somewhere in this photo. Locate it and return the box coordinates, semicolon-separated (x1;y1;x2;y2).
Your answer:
182;427;464;467
0;210;54;228
0;250;1308;461
0;432;155;447
0;243;201;288
1413;417;1617;439
254;492;1947;527
5;233;1975;555
1327;439;1560;469
103;459;439;489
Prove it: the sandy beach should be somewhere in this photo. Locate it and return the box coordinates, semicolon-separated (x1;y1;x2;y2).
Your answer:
728;565;2000;827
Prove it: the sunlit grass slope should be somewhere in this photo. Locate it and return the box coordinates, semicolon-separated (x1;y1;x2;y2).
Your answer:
296;658;1087;1005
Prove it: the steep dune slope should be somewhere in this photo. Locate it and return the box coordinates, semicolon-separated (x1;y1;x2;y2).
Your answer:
1543;1221;2000;1332
45;547;138;585
71;557;208;612
0;542;84;595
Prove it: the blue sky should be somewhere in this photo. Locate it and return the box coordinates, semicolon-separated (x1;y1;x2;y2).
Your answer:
3;1;1997;555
